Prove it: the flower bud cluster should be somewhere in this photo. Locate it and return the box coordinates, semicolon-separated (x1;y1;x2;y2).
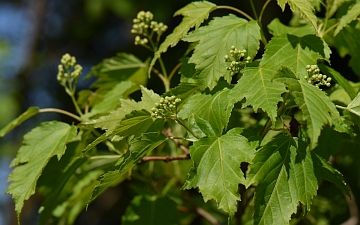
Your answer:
224;46;251;75
304;64;331;88
57;53;82;87
131;11;167;46
151;96;181;119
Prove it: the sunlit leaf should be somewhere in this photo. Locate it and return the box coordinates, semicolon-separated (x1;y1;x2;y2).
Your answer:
277;0;317;31
84;81;139;119
84;86;160;130
260;34;330;79
178;88;234;136
6;121;77;216
149;1;216;76
231;67;287;123
0;107;39;137
334;1;360;36
183;14;261;90
188;114;216;138
183;128;255;216
274;68;341;148
346;92;360;117
246;135;318;225
82;110;155;154
231;34;330;123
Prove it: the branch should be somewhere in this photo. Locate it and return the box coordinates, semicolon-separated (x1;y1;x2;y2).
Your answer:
341;185;359;225
162;129;190;154
141;154;189;163
196;207;221;225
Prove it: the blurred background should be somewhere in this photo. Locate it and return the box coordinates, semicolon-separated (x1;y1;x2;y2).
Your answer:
0;0;358;225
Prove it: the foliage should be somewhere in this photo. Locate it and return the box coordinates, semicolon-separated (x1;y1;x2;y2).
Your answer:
2;0;360;224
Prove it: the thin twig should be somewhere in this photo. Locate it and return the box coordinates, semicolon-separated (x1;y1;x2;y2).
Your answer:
141;154;189;163
151;67;169;89
39;108;81;121
258;0;271;26
162;129;190;154
217;5;254;21
168;62;183;82
341;185;359;225
196;207;221;225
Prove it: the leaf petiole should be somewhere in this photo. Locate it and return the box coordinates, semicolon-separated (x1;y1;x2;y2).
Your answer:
39;108;81;121
217;5;254;21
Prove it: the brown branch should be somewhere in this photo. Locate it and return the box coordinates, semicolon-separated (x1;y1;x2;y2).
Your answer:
162;129;190;154
151;67;167;84
196;207;221;225
168;62;183;82
341;185;359;225
141;154;189;163
177;206;220;225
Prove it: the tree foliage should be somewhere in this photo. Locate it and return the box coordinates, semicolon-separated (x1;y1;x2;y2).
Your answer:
2;0;360;224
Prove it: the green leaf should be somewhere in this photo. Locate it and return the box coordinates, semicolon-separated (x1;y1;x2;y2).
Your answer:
0;106;39;137
327;0;348;18
334;1;360;36
230;34;330;123
179;57;197;84
89;53;148;93
183;128;255;216
122;195;184;225
188;114;217;138
183;15;261;90
277;0;317;32
178;88;234;136
52;169;105;225
82;109;155;154
346;92;360;117
168;82;199;103
318;64;357;99
246;135;318;225
332;23;360;76
88;132;167;203
230;67;287;123
268;18;315;36
38;157;87;225
6;121;77;216
84;81;139;119
84;86;161;130
275;68;341;148
312;153;349;196
149;1;216;76
261;34;330;78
